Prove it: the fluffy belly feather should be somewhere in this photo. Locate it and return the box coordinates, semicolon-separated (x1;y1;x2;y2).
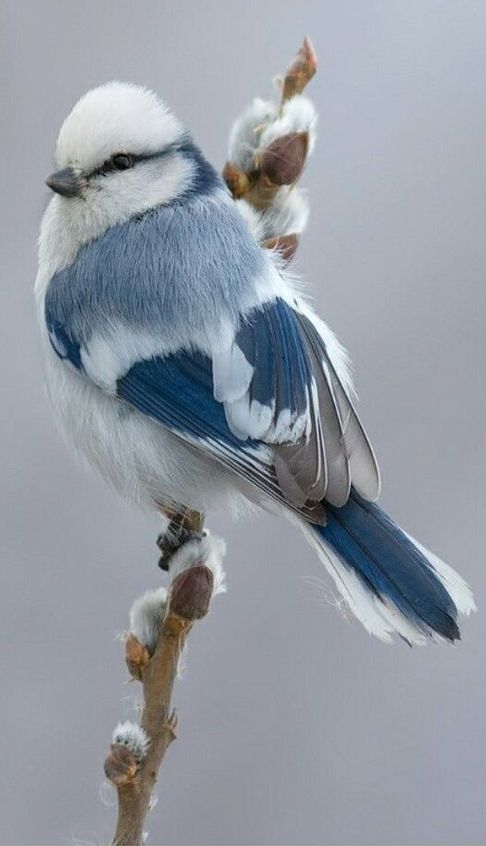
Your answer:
41;329;244;515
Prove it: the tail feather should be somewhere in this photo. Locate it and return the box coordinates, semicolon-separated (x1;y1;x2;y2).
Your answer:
404;532;476;618
300;490;475;644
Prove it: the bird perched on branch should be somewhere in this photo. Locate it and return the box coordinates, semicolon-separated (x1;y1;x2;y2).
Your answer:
36;81;475;645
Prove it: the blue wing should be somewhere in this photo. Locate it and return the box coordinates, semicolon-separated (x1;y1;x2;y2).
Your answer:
46;296;380;519
209;299;380;508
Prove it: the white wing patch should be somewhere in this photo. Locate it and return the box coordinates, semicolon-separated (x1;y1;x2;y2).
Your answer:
212;343;254;403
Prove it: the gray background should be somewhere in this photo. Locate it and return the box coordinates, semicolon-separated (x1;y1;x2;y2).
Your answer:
1;1;485;843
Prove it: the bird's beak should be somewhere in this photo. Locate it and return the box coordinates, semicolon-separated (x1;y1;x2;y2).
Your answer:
45;167;83;198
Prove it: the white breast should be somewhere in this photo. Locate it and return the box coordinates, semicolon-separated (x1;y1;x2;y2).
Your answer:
39;317;248;512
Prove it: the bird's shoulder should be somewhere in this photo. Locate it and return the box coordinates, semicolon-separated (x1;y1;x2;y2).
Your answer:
43;189;274;359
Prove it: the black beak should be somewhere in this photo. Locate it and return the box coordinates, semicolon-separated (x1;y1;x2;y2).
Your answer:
45;167;82;198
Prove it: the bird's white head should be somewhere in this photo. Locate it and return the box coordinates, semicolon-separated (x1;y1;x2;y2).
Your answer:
44;82;212;242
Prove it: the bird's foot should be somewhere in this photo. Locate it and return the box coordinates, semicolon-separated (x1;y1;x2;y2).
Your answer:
156;523;207;571
155;505;205;571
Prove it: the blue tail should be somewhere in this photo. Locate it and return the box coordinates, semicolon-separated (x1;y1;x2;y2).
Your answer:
314;490;460;641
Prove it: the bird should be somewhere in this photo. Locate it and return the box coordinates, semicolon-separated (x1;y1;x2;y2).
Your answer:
36;81;475;645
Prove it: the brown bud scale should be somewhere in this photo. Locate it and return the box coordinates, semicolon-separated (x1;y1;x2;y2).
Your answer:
259;132;308;186
104;744;139;787
125;634;151;680
169;565;214;620
282;37;317;102
222;162;252;198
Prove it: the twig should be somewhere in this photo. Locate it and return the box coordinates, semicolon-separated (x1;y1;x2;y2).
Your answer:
281;36;317;102
223;36;317;250
105;522;218;845
103;39;318;845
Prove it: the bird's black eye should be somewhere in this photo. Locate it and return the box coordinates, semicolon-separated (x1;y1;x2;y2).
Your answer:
111;153;133;171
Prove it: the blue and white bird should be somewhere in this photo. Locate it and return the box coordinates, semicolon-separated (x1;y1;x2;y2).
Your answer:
36;82;475;644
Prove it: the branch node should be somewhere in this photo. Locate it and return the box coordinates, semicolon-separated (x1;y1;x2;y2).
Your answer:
163;709;178;741
161;612;191;638
125;633;151;680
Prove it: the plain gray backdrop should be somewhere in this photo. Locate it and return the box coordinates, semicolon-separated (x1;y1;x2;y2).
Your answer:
1;1;485;843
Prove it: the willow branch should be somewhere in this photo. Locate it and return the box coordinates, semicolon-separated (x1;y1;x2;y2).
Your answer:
105;513;218;845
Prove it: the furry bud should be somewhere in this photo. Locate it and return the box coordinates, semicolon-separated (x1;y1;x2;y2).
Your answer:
168;533;226;598
258;132;308;186
104;743;139;787
169;564;214;620
112;721;149;763
129;586;168;655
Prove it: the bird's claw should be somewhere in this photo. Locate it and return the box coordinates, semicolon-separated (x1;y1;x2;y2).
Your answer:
156;526;206;571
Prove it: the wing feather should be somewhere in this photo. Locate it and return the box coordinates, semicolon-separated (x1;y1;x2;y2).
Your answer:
296;311;381;501
47;287;379;519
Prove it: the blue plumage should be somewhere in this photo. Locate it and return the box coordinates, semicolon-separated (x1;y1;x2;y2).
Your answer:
116;348;313;517
233;299;310;422
176;140;222;200
113;299;328;520
317;490;460;641
247;307;276;409
119;350;243;448
46;317;82;370
44;189;265;348
46;290;316;459
273;300;312;419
